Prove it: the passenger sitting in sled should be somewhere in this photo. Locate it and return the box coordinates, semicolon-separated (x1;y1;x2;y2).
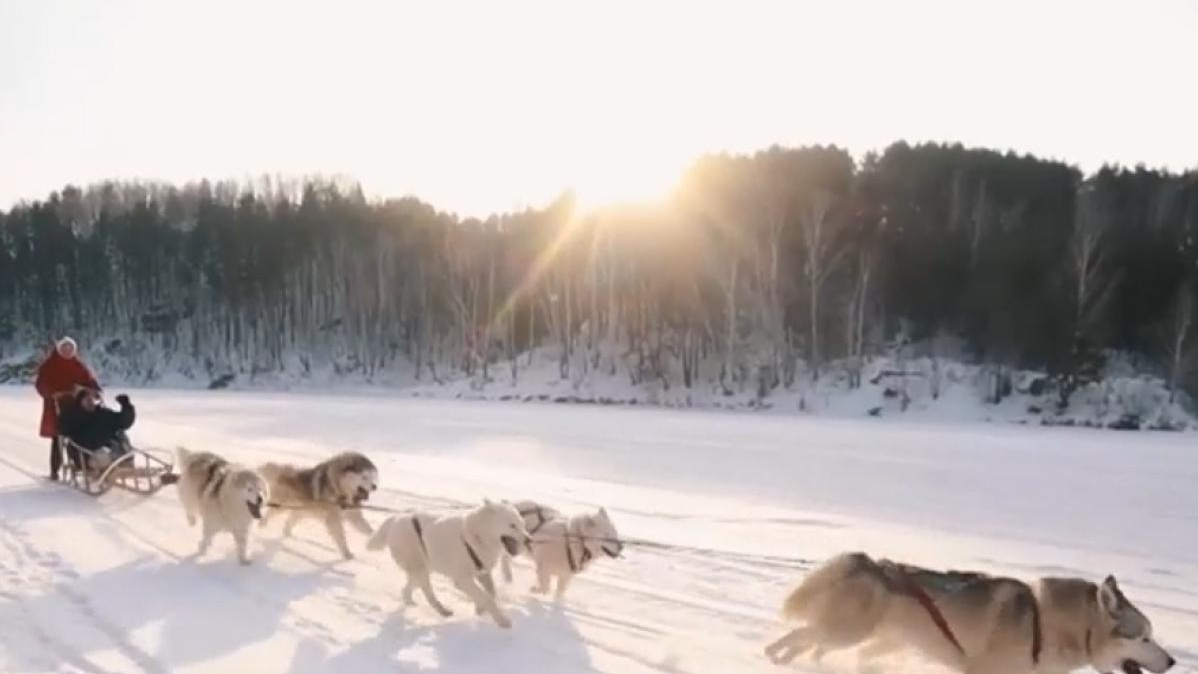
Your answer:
57;388;136;471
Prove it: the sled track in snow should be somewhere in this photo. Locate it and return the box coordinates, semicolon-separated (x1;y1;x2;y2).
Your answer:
0;517;169;674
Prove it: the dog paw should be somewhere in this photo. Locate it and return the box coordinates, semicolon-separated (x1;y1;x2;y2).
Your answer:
437;608;454;618
475;605;486;616
240;558;252;566
494;614;512;629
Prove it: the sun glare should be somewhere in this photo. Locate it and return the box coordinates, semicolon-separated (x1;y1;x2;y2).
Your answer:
569;159;685;215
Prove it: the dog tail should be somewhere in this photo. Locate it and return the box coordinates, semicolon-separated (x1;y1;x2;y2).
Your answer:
366;515;395;552
781;582;813;621
782;552;870;621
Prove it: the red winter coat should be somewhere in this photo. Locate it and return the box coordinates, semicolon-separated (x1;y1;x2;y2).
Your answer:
34;352;100;438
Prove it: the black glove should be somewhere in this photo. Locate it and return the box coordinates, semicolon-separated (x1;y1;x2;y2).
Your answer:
116;394;130;405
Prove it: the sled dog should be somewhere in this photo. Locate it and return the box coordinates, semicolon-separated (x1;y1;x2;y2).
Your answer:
175;447;269;565
367;499;531;628
498;499;561;582
764;552;1176;674
257;451;378;560
499;499;622;599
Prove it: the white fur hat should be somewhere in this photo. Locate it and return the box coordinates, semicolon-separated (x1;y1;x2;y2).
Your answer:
56;336;77;351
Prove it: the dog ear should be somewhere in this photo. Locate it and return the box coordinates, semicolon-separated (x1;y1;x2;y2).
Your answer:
1099;575;1123;616
483;497;494;507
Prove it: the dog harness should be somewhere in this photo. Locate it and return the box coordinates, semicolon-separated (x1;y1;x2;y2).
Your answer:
1031;594;1044;664
201;459;229;498
410;516;485;573
519;506;551;536
411;517;429;555
897;572;966;654
564;531;593;574
463;538;484;572
896;568;1043;665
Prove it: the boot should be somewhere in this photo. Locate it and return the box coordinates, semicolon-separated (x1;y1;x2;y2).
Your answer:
49;438;61;481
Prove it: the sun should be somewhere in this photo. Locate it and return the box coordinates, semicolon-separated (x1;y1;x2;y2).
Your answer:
568;157;684;214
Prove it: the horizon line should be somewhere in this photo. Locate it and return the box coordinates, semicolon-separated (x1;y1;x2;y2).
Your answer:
4;137;1196;220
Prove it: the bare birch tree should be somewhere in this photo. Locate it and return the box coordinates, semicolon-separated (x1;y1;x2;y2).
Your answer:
1157;281;1197;403
799;190;844;379
1058;184;1120;407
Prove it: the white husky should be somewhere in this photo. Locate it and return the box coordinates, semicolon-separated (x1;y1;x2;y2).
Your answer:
499;499;623;599
367;500;531;628
175;448;269;565
498;500;561;583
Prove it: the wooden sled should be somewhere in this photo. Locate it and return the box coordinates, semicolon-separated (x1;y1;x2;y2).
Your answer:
59;434;176;497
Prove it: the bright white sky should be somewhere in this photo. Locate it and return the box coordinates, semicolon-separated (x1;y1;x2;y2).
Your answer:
1;0;1195;217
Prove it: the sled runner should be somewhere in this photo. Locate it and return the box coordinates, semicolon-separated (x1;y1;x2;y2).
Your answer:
58;433;177;496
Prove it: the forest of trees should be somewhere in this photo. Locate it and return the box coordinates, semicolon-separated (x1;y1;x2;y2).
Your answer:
2;142;1197;405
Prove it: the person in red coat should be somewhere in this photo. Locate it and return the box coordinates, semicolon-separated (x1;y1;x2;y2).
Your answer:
34;337;101;480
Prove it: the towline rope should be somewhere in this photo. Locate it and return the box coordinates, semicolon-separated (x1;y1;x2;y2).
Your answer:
263;499;813;567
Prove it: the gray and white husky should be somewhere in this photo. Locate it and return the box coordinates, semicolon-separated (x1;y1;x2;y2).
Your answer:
257;451;379;560
765;552;1176;674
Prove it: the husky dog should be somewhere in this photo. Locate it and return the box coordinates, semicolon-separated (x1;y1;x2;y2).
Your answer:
764;552;1176;674
175;448;269;565
367;499;531;629
499;499;622;599
257;452;379;560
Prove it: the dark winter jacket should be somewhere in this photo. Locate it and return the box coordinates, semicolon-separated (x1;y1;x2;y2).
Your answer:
58;392;136;452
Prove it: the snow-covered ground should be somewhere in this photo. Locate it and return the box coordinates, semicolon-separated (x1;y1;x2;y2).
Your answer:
0;388;1195;674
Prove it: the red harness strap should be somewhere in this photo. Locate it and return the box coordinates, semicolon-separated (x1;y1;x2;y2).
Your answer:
898;573;966;654
897;568;1043;666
